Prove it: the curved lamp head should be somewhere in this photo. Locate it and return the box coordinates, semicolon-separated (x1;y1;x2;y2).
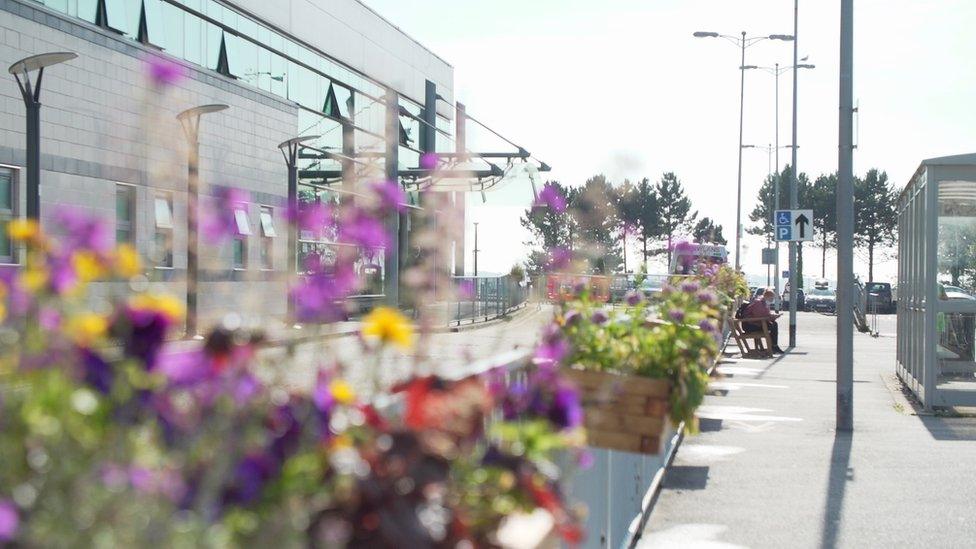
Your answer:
8;52;77;75
693;31;720;38
768;34;795;41
177;104;229;121
277;135;321;152
796;64;816;69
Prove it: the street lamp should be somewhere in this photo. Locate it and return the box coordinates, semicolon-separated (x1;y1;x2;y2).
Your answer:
755;61;814;310
177;104;229;338
277;135;320;321
473;222;480;276
8;52;77;224
694;31;793;271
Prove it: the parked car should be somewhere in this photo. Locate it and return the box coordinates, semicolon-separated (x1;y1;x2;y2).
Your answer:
640;276;666;300
782;288;805;311
943;285;976;301
752;287;767;300
805;287;837;313
864;282;893;313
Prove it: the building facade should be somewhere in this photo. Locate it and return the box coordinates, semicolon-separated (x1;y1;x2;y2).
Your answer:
0;0;505;329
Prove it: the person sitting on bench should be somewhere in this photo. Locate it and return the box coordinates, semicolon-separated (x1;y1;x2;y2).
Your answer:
743;289;784;354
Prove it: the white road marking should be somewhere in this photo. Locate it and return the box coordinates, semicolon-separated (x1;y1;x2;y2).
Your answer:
638;524;747;549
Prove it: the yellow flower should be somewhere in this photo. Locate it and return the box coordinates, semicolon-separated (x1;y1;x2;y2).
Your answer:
66;313;109;347
19;268;49;292
72;250;107;284
7;219;39;241
114;244;142;278
361;306;414;350
129;293;185;322
330;380;356;405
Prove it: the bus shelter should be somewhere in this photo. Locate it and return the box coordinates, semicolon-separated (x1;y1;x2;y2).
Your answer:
897;153;976;409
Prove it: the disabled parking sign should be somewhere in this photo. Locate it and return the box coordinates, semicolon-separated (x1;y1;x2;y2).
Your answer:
774;209;814;242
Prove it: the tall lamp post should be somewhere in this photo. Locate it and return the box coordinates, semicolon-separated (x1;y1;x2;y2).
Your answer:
473;222;480;276
693;31;793;271
277;135;320;321
177;104;229;338
8;52;77;225
756;62;814;309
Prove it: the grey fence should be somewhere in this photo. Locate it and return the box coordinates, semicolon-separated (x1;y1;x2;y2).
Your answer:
448;275;528;326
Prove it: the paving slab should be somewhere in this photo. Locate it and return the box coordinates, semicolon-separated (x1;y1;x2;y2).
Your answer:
639;312;976;549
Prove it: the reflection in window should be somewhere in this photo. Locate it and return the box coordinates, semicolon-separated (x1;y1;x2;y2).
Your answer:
154;193;173;268
116;184;135;244
260;206;274;270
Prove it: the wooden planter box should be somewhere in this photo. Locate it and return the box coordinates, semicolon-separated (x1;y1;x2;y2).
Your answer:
562;368;671;455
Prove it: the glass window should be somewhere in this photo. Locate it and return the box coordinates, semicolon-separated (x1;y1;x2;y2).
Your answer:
105;0;139;35
183;8;204;66
116;184;135;244
154;195;173;228
234;207;251;235
233;236;247;270
259;207;276;237
0;168;16;263
78;0;98;23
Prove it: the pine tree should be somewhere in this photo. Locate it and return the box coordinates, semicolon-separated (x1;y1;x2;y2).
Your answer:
655;172;697;266
692;217;727;245
568;175;623;274
617;177;659;271
854;169;897;281
520;181;574;275
811;173;838;277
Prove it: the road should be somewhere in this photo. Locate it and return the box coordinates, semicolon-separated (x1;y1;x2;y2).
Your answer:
639;311;976;548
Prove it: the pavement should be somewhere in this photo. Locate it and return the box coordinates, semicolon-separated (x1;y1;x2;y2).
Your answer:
639;312;976;549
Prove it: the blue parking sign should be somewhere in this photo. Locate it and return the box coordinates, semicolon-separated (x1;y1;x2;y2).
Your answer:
777;226;791;241
776;211;791;225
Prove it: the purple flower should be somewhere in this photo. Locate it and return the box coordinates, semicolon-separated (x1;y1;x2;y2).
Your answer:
680;281;700;293
699;319;717;333
147;54;186;87
668;309;685;323
625;290;643;306
590;310;609;325
420;152;439;171
371;180;407;213
155;350;211;386
202;187;250;241
535;324;569;368
288;201;335;235
290;264;357;323
339;210;389;249
671;240;697;254
312;370;335;439
234;373;261;406
121;307;174;370
576;449;595;470
549;382;583;429
80;348;113;393
535;183;567;213
697;291;716;305
0;499;18;542
53;207;113;255
563;310;581;326
546;247;572;271
457;279;475;300
225;454;275;505
39;307;60;330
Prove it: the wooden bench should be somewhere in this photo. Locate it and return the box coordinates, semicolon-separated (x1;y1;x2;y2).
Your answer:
729;317;774;358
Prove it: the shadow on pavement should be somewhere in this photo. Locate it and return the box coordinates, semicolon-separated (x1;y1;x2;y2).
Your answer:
662;466;710;490
698;418;723;432
919;415;976;441
819;431;853;549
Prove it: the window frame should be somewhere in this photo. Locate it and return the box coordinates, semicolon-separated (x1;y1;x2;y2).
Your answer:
259;205;274;270
0;166;19;265
153;192;174;268
115;182;136;245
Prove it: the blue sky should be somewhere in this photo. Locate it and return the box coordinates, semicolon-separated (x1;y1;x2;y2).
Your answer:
366;0;976;282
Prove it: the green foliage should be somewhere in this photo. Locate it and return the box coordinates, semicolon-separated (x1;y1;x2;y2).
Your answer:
568;176;623;274
692;217;727;245
854;168;898;280
811;173;838;277
618;177;660;269
655;172;698;265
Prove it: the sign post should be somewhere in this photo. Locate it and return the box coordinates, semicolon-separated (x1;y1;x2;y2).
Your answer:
775;209;814;347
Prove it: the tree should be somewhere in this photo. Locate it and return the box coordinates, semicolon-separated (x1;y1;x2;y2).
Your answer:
748;165;812;287
520;180;575;275
568;175;623;274
811;173;838;277
655;172;697;266
692;217;727;245
854;168;897;281
617;177;659;271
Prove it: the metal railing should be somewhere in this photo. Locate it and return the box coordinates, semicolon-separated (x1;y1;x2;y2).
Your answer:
448;275;528;326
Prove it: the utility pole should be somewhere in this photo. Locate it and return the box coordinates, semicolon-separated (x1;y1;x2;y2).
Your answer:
788;0;800;347
473;222;480;276
735;31;747;271
837;0;855;431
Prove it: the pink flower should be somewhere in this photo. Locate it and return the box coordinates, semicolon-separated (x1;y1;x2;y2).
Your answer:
147;54;186;87
546;247;572;271
371;180;407;213
339;209;389;249
535;183;567;213
201;187;250;242
420;152;439;170
0;499;18;542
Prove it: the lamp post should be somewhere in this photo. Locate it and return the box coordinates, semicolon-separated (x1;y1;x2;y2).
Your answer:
277;135;320;321
177;104;228;338
693;31;793;271
837;0;855;430
8;52;77;225
473;222;480;276
755;61;814;311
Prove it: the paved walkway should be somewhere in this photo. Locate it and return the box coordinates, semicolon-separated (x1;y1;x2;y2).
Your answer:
639;312;976;548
